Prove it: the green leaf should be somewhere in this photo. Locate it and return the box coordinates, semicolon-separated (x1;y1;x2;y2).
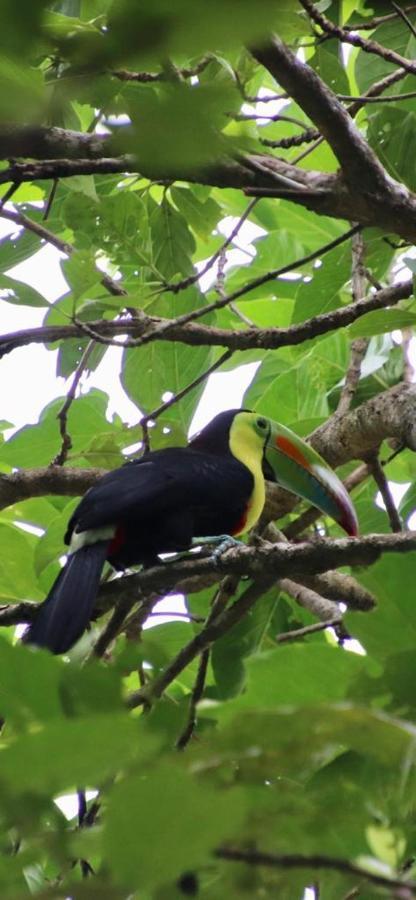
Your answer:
104;765;245;889
217;644;373;717
0;389;111;467
0;638;63;726
345;553;416;660
355;14;416;93
368;106;416;193
61;250;101;298
0;228;40;272
212;586;278;698
0;523;43;601
291;242;353;324
105;0;303;68
121;288;212;430
349;308;416;337
170;186;221;240
0;273;49;307
0;715;158;796
149;196;195;280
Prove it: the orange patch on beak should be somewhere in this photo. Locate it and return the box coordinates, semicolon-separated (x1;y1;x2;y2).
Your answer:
275;435;310;469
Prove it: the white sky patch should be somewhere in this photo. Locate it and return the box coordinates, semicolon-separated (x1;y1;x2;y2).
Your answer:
54;789;98;821
144;594;189;628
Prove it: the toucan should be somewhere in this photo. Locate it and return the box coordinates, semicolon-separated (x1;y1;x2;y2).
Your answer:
25;409;358;654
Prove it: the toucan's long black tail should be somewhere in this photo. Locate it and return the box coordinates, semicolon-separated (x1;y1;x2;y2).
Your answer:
25;542;109;654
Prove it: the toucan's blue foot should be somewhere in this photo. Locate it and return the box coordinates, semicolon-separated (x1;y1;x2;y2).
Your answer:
190;534;244;565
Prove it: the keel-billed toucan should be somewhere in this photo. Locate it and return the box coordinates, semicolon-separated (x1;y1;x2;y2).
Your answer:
26;409;357;654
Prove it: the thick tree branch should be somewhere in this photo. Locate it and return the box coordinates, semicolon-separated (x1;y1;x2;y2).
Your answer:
0;466;105;512
250;37;391;192
2;120;416;240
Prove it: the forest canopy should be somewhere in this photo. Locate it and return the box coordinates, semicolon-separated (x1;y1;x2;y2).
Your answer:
1;1;416;897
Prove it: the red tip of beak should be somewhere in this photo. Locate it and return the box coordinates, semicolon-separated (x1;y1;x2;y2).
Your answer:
340;508;359;537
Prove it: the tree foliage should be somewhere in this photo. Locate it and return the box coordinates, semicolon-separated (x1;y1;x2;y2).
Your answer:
1;0;416;896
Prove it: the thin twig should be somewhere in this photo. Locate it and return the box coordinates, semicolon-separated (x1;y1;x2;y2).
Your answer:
52;341;96;466
175;650;210;749
291;67;408;164
214;848;416;894
139;349;233;437
64;224;362;353
390;0;416;39
43;178;59;220
0;183;19;208
337;231;369;416
167;198;258;295
176;575;240;749
0;204;127;299
343;4;416;31
300;0;416;77
128;225;362;346
91;588;143;659
338;89;416;103
127;577;275;708
112;55;212;83
261;129;319;149
279;578;341;622
366;453;403;533
276;617;342;643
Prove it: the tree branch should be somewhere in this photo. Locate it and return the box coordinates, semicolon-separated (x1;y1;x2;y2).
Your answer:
0;275;413;357
215;848;416;894
250;37;389;192
1;121;416;240
124;531;416;708
300;0;416;78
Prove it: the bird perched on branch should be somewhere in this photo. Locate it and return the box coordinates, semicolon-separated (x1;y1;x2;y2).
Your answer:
25;409;357;654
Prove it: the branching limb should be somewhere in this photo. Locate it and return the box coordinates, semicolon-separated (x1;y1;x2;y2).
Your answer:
300;0;416;79
124;530;416;709
250;37;388;192
126;576;275;709
91;587;143;659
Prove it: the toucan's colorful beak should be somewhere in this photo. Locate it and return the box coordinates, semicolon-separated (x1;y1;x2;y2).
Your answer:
264;421;358;536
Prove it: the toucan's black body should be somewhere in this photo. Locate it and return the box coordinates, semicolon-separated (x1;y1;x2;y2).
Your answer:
26;411;257;654
66;446;254;569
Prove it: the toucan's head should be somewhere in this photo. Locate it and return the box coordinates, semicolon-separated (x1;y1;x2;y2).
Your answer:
190;409;358;536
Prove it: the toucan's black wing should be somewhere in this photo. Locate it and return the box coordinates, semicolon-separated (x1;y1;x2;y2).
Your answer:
66;448;253;542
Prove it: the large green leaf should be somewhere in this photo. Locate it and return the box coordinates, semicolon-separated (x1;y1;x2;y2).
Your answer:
0;390;112;467
0;523;43;601
104;764;245;889
291;241;353;324
121;288;213;430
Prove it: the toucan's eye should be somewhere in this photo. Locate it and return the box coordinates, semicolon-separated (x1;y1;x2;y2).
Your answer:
256;417;267;429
